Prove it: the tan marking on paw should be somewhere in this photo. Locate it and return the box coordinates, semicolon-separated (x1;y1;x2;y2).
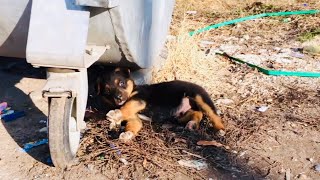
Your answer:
186;120;198;130
216;129;226;137
119;131;134;142
106;109;123;129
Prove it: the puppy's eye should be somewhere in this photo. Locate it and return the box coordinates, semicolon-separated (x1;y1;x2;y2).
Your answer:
119;81;125;87
105;87;111;95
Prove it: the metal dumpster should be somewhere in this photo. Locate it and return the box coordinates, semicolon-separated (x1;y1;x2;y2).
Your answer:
0;0;175;168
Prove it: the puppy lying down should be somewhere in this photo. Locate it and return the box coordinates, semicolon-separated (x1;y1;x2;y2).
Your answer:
98;68;225;141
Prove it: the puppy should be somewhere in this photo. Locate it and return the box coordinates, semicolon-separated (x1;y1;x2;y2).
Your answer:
93;66;133;110
100;68;225;141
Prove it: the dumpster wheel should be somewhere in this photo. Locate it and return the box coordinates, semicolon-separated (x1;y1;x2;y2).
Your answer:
48;97;80;168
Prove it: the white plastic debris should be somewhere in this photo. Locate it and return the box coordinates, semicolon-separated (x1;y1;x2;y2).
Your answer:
119;158;129;165
186;11;197;15
315;164;320;172
39;120;47;124
256;106;269;112
38;127;48;133
177;160;208;170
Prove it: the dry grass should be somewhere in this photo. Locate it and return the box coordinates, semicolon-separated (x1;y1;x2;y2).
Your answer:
153;22;231;96
78;119;210;179
80;1;320;179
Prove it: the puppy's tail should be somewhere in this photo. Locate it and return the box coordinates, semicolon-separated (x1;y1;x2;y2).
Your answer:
194;95;225;130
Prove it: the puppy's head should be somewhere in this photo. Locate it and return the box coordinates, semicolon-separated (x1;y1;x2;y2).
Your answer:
97;67;134;106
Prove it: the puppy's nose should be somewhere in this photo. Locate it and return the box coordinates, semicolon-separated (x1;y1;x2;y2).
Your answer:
116;94;122;100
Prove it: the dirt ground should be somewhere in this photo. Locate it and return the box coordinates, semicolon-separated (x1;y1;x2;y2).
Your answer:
1;1;320;180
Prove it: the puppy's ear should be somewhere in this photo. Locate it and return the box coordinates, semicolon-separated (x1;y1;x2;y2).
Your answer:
95;77;101;95
114;67;131;77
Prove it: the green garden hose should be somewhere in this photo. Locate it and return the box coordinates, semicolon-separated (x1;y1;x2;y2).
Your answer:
189;10;320;77
189;10;319;36
217;53;320;77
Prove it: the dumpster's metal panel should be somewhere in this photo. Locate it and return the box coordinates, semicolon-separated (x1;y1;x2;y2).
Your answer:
26;0;91;68
0;0;31;58
0;0;175;70
75;0;119;8
86;8;124;64
108;0;175;68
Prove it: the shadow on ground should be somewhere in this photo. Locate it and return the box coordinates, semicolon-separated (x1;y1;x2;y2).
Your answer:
0;60;269;179
0;57;50;165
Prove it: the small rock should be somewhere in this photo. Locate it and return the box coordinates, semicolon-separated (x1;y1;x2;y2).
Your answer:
266;99;273;102
314;164;320;172
290;123;297;128
243;34;250;41
216;129;226;137
216;98;234;105
204;48;211;55
283;18;291;23
297;173;308;179
304;45;320;55
256;106;269;112
239;151;246;157
306;158;313;162
231;150;238;154
87;164;94;171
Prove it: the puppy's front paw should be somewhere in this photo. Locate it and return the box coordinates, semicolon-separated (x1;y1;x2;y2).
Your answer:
106;109;123;129
119;131;134;142
186;120;199;131
216;129;226;137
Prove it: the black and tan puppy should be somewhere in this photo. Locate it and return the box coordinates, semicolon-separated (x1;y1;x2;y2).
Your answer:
100;68;225;141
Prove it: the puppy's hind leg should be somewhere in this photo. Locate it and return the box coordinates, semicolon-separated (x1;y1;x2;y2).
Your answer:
178;109;203;130
194;95;224;130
